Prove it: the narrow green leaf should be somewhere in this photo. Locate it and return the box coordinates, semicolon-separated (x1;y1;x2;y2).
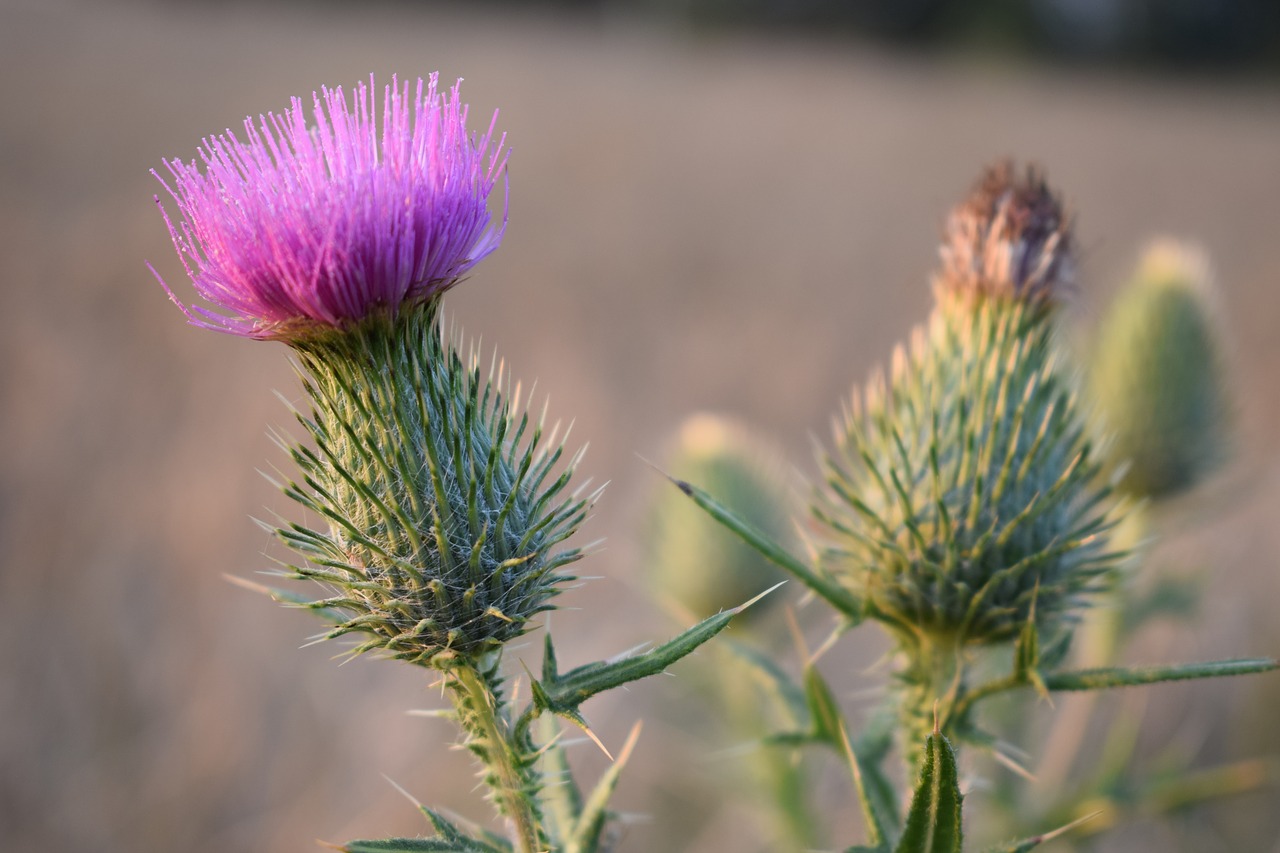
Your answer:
537;714;582;849
853;712;902;839
836;716;889;851
804;664;843;746
666;473;863;618
720;637;808;726
895;733;963;853
340;840;466;852
534;586;780;714
1043;658;1277;691
419;809;510;851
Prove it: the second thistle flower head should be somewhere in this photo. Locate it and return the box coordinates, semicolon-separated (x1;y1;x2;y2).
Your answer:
815;162;1120;646
151;73;507;341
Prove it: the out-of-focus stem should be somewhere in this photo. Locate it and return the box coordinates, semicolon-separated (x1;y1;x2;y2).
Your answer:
1035;507;1148;796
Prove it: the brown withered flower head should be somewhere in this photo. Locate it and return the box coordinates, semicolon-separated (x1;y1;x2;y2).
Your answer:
935;160;1074;307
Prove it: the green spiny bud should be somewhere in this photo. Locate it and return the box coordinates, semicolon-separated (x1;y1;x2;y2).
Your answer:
642;414;791;624
273;305;594;668
1090;239;1231;500
815;162;1121;646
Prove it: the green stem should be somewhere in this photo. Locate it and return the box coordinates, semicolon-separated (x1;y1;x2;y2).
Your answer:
898;634;968;778
451;663;542;853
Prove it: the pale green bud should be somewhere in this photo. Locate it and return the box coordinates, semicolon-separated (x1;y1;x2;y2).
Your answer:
815;163;1122;645
1090;239;1231;500
272;306;594;668
643;414;791;623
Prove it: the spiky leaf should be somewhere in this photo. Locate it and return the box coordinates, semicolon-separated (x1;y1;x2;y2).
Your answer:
896;732;963;853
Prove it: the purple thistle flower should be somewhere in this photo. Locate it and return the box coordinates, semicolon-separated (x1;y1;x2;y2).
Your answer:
151;74;508;340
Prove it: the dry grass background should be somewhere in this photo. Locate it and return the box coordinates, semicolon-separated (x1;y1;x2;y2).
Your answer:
2;0;1279;850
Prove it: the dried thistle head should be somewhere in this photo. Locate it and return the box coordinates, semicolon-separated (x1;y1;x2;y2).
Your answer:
815;162;1121;646
935;160;1074;310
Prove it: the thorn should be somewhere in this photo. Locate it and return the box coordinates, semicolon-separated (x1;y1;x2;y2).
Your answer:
615;720;643;765
579;721;614;762
729;581;786;615
636;453;694;496
223;573;274;596
382;774;424;809
405;708;454;719
1035;810;1103;843
932;701;941;735
992;747;1036;782
785;606;812;664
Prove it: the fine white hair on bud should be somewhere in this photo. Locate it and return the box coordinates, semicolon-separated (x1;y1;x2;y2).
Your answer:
814;162;1123;647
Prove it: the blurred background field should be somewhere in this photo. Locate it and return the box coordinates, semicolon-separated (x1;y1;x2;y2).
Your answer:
2;0;1280;849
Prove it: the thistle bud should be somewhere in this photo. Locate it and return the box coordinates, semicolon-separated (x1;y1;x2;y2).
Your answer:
642;414;791;624
1090;239;1231;500
815;162;1120;646
279;307;594;667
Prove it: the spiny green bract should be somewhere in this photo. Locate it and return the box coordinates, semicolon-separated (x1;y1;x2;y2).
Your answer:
1090;239;1231;501
270;306;594;667
815;294;1120;646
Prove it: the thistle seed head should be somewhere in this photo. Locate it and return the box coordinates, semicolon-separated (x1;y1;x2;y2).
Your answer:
935;160;1074;310
1090;239;1231;500
275;308;593;667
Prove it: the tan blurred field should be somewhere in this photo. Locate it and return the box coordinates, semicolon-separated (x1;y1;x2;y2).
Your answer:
2;0;1279;850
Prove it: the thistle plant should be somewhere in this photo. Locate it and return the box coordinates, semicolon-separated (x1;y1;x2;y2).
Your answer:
152;72;1276;851
676;161;1277;851
152;74;755;853
813;163;1120;763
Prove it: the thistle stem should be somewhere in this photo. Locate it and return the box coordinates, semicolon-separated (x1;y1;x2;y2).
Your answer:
450;663;543;853
898;634;967;778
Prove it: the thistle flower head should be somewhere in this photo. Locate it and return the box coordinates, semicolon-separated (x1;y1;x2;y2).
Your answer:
1090;239;1231;499
935;160;1074;309
277;309;594;667
816;163;1119;646
151;73;507;341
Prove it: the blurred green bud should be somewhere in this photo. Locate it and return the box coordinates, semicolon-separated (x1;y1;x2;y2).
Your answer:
815;162;1122;646
273;306;594;668
1090;239;1231;500
643;414;791;623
